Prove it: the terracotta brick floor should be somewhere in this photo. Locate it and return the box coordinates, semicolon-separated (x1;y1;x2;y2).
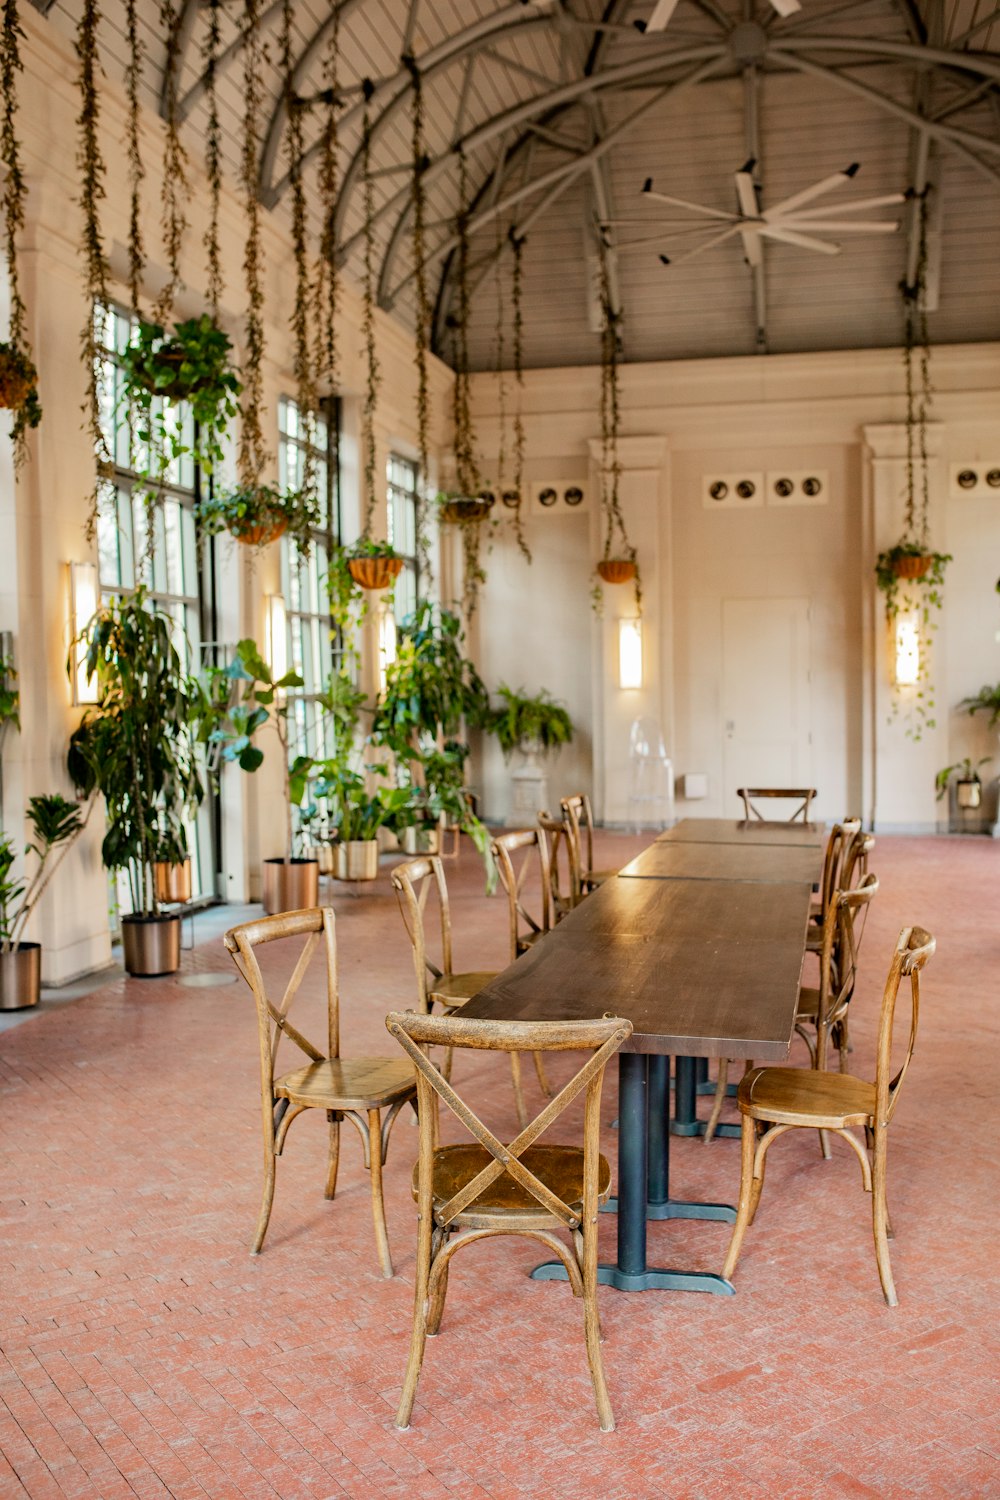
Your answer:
1;832;998;1499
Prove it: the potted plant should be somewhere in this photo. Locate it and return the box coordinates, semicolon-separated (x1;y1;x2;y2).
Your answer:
935;757;992;811
0;343;41;433
312;765;416;881
195;482;321;551
212;639;318;915
436;490;495;526
959;683;1000;727
593;249;641;611
0;795;89;1010
488;685;574;759
119;314;241;476
345;536;403;591
68;590;205;977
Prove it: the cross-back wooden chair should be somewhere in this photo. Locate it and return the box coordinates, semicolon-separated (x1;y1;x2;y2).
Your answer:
391;854;547;1129
721;925;935;1306
560;793;617;891
704;873;880;1144
806;818;861;951
737;787;817;822
385;1008;633;1432
223;908;416;1276
491;827;552;957
538;809;586;921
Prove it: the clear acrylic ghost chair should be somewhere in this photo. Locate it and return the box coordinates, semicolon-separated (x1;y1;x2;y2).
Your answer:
627;717;674;833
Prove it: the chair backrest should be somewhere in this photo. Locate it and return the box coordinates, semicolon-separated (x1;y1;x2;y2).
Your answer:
817;873;879;1038
818;818;862;918
560;793;595;879
391;855;455;1011
538;809;583;909
841;829;875;890
385;1009;632;1229
874;925;935;1125
491;828;552;961
738;787;817;822
224;908;338;1100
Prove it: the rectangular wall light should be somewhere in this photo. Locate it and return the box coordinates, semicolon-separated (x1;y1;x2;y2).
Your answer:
265;593;288;683
619;618;643;690
68;560;99;706
894;612;920;687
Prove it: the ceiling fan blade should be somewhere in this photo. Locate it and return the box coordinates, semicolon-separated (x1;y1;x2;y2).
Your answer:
739;225;763;267
777;218;900;233
735;171;759;220
769;0;802;16
791;192;906;219
764;166;860;220
660;223;743;267
760;226;842;255
643;186;737;223
644;0;680;29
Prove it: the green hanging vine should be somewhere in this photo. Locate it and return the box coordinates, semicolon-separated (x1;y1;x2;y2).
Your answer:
238;0;268;488
0;0;40;468
153;0;187;324
593;243;640;615
76;0;111;539
508;230;531;563
282;0;317;505
404;52;434;586
203;0;223;317
359;79;381;539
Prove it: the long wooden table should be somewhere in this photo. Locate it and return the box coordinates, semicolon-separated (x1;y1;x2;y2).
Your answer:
656;817;826;848
619;840;821;886
462;824;820;1295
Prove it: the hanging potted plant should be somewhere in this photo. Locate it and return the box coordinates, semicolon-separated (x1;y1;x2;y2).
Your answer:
68;591;205;978
346;537;404;590
195;482;320;551
437;491;496;526
593;248;640;608
0;796;90;1010
120;315;241;475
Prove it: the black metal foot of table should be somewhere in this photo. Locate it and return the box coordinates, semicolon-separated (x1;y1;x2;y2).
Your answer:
669;1055;742;1139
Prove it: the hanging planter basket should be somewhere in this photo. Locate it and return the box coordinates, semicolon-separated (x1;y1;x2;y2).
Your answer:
133;344;197;402
347;554;404;590
228;514;288;548
0;346;36;410
892;551;933;581
597;558;637;585
439;496;495;525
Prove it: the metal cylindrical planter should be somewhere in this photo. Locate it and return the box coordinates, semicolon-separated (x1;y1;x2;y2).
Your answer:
0;943;41;1010
154;857;192;904
308;842;335;875
121;914;181;978
262;858;320;915
957;779;982;810
333;841;379;882
400;824;441;856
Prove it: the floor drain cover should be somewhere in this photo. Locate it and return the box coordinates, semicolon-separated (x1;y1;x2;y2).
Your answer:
178;972;240;988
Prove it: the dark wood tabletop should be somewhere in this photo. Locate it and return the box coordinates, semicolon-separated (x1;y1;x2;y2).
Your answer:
656;817;826;849
619;839;823;886
461;873;812;1059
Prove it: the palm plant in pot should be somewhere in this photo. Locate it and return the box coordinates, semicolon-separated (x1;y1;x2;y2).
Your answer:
487;684;574;818
0;795;89;1010
68;590;205;977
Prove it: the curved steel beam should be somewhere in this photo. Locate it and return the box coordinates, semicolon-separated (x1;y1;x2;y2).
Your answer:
775;34;1000;86
176;0;286;123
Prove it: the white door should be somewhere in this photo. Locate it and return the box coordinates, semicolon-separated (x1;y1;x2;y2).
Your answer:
721;597;812;817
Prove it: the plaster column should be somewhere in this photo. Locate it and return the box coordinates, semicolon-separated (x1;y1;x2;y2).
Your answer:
588;435;669;826
861;422;947;832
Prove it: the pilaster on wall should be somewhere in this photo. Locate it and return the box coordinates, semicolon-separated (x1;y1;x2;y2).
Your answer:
861;422;947;832
588;434;669;825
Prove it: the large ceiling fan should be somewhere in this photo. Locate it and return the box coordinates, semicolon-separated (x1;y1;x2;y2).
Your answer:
627;161;905;268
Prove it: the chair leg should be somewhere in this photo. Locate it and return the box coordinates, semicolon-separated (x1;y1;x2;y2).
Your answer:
532;1050;552;1097
396;1211;434;1430
427;1252;449;1336
747;1127;767;1226
509;1051;529;1130
324;1115;340;1200
704;1058;730;1143
251;1151;276;1255
581;1219;614;1431
368;1108;393;1280
871;1130;897;1307
721;1114;758;1281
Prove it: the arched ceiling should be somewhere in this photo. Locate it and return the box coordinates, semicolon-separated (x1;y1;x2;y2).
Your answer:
32;0;1000;369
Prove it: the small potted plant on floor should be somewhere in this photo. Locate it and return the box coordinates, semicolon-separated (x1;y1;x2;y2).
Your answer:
195;482;321;551
312;764;416;881
0;795;89;1010
935;756;992;811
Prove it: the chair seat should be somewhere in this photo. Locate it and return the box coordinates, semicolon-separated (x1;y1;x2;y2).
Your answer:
739;1065;876;1129
413;1143;612;1227
275;1056;416;1111
429;971;499;1010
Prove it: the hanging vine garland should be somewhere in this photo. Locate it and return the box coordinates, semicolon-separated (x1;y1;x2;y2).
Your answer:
123;0;144;316
359;80;380;539
282;0;317;505
75;0;111;539
153;0;187;325
237;0;268;488
404;52;434;587
315;9;340;400
594;245;640;614
0;0;40;468
508;229;531;563
203;0;223;317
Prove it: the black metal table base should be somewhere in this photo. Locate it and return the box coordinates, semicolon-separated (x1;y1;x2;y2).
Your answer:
603;1195;736;1222
671;1055;742;1138
530;1260;734;1294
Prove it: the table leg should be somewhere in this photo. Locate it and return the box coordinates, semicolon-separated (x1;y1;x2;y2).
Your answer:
671;1055;741;1141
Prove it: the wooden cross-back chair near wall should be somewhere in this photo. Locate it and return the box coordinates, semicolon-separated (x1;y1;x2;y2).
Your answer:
560;793;618;891
391;854;549;1129
705;873;880;1145
491;827;552;957
223;908;416;1277
807;819;861;943
538;809;586;922
722;925;935;1306
738;787;818;822
385;1009;633;1432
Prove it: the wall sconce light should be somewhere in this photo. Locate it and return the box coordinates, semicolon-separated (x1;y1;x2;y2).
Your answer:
619;618;643;690
68;560;99;706
265;593;288;682
894;612;920;687
379;608;397;694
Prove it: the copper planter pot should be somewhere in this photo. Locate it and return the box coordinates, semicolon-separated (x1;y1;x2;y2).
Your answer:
154;857;192;904
228;516;288;548
346;555;404;590
262;857;320;915
121;914;181;978
0;943;41;1010
333;841;379;882
892;552;932;580
596;558;637;585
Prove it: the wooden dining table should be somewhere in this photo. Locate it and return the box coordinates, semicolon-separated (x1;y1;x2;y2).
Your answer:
461;818;822;1295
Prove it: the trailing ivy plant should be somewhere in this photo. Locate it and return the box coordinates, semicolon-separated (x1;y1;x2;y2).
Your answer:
0;0;41;468
593;243;640;616
76;0;112;538
120;314;241;476
195;482;320;553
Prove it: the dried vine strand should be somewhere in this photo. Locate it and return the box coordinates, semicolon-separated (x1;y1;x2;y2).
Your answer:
405;52;433;585
282;0;317;503
76;0;111;537
1;0;38;469
494;216;507;496
452;151;487;617
598;243;640;610
509;229;531;563
238;0;268;486
203;0;223;317
901;189;932;548
153;0;187;325
315;7;340;399
123;0;144;316
360;80;380;538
